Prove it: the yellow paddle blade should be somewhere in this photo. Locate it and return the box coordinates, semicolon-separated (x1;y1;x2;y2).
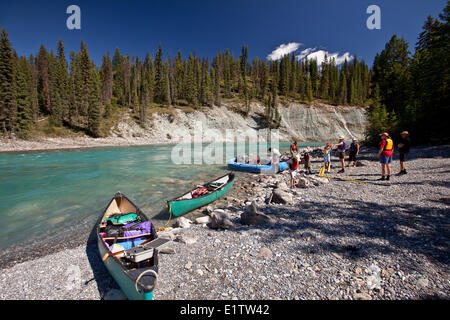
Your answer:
319;166;325;177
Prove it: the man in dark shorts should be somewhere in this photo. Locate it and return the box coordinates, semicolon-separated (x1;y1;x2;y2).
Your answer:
397;131;411;175
347;138;360;167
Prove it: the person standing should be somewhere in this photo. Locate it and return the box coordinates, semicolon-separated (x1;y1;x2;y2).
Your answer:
377;132;394;181
334;137;348;173
268;147;281;173
287;155;300;188
347;138;360;167
397;131;411;175
290;141;298;156
323;142;333;172
303;152;312;174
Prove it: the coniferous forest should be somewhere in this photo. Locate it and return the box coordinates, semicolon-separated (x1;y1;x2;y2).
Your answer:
0;2;448;144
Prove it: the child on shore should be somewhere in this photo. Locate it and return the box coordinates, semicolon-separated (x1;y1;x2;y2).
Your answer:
323;142;333;172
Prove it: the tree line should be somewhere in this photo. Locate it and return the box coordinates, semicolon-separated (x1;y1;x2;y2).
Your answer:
0;30;371;138
366;2;449;145
0;2;448;143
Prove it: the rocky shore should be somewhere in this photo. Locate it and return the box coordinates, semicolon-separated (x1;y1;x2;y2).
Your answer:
0;145;449;300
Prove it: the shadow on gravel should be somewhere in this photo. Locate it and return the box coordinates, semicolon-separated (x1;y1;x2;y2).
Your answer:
254;197;449;271
85;223;119;299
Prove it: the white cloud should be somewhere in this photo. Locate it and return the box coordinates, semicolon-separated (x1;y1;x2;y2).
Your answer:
267;42;353;66
267;42;302;61
297;47;316;60
298;49;353;65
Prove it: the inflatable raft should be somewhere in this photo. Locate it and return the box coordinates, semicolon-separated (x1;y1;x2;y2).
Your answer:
227;158;288;174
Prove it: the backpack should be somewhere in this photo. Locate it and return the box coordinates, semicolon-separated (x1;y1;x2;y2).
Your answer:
105;213;141;225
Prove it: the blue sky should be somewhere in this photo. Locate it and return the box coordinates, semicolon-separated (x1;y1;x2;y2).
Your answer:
0;0;447;66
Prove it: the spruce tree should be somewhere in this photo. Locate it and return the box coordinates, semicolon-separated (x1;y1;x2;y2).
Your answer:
15;56;33;135
0;28;16;134
112;48;125;105
100;51;113;105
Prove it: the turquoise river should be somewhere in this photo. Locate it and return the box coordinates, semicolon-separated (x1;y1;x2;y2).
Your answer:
0;142;323;252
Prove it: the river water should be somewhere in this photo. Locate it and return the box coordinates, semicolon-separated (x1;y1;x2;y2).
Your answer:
0;142;322;252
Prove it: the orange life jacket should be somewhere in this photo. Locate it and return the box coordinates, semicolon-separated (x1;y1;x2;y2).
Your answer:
383;138;394;151
192;187;208;198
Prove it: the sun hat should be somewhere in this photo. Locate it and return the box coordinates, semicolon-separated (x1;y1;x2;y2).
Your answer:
339;136;345;140
352;137;357;141
401;131;409;135
380;132;389;137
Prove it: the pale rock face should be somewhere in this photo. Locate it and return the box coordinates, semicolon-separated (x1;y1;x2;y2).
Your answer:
110;102;368;144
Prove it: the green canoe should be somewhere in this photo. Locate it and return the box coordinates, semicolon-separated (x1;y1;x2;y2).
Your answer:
97;192;159;300
167;173;235;217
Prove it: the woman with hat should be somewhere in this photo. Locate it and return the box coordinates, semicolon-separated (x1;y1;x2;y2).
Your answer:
397;131;411;175
377;132;394;181
334;137;348;174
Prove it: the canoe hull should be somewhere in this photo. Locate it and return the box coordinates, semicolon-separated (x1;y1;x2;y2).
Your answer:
97;236;154;300
97;192;158;300
227;158;288;174
167;173;235;217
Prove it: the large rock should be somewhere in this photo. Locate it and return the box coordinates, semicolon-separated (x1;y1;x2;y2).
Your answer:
275;181;289;190
209;209;235;229
271;188;293;204
297;177;312;188
241;201;275;225
195;216;212;224
176;217;192;228
157;230;175;240
309;176;329;186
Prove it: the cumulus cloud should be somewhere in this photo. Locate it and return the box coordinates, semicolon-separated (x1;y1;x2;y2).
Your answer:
302;49;353;65
267;42;302;61
267;42;353;66
297;47;317;60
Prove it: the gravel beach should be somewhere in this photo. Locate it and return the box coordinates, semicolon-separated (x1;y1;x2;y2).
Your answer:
1;145;449;300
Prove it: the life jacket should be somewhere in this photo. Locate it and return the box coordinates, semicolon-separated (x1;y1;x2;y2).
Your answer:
338;142;347;152
192;187;208;198
289;159;299;170
291;143;297;151
383;138;394;151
